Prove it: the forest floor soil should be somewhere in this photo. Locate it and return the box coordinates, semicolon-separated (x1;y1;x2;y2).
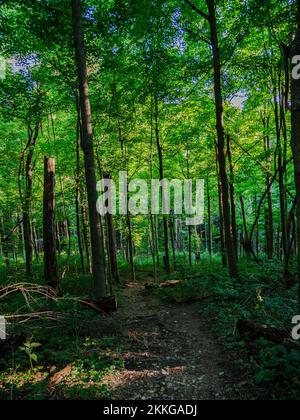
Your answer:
104;280;246;400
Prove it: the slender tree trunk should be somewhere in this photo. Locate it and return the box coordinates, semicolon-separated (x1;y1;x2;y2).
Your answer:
227;134;238;261
240;196;252;257
263;116;274;259
207;176;213;257
82;202;92;273
274;85;288;268
215;148;226;266
155;215;160;267
75;105;85;273
23;124;39;277
207;0;238;278
32;223;39;263
279;87;292;282
126;214;136;282
71;0;106;298
23;212;33;276
150;215;158;280
186;147;193;267
169;217;177;269
254;195;260;257
50;113;71;272
149;105;158;279
43;157;59;289
154;97;170;273
195;225;201;262
188;225;193;267
20;221;26;261
104;174;120;284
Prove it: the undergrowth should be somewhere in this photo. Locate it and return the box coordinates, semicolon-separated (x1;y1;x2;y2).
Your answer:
0;260;125;400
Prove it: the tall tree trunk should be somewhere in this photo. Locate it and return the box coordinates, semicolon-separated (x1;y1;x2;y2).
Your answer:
169;217;177;269
262;116;274;259
43;157;59;289
240;196;252;257
32;223;39;263
207;0;238;278
215;147;226;266
82;202;92;273
290;0;300;303
149;104;158;279
126;214;136;282
206;176;213;257
75;104;85;273
186;147;193;267
154;97;170;273
227;134;238;261
150;215;158;280
254;195;260;257
23;212;33;277
71;0;106;298
274;84;288;268
23;123;39;277
104;174;120;284
188;225;193;267
280;87;292;282
50;113;71;273
195;225;201;262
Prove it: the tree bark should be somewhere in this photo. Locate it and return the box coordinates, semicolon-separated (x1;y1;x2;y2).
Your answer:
215;146;226;266
22;123;39;277
104;174;120;284
71;0;106;298
207;176;213;257
262;115;273;259
149;105;159;278
75;103;85;273
206;0;238;278
126;214;136;282
227;134;238;261
274;85;288;268
32;223;39;263
169;217;177;269
154;97;170;273
240;196;252;257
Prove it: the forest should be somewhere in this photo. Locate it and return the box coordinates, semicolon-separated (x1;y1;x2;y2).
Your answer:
1;0;300;402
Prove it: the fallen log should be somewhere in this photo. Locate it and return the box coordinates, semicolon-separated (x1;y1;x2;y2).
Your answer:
236;319;287;344
236;319;300;353
48;364;73;387
145;280;182;290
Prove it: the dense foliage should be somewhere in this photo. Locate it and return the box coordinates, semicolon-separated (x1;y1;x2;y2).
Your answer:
1;0;300;401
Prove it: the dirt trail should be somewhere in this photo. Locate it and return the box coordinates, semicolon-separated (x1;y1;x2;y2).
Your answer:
106;282;243;400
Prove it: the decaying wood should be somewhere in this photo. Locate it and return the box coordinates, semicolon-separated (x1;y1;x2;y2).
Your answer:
237;319;287;344
48;364;73;387
237;319;300;354
145;280;182;290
